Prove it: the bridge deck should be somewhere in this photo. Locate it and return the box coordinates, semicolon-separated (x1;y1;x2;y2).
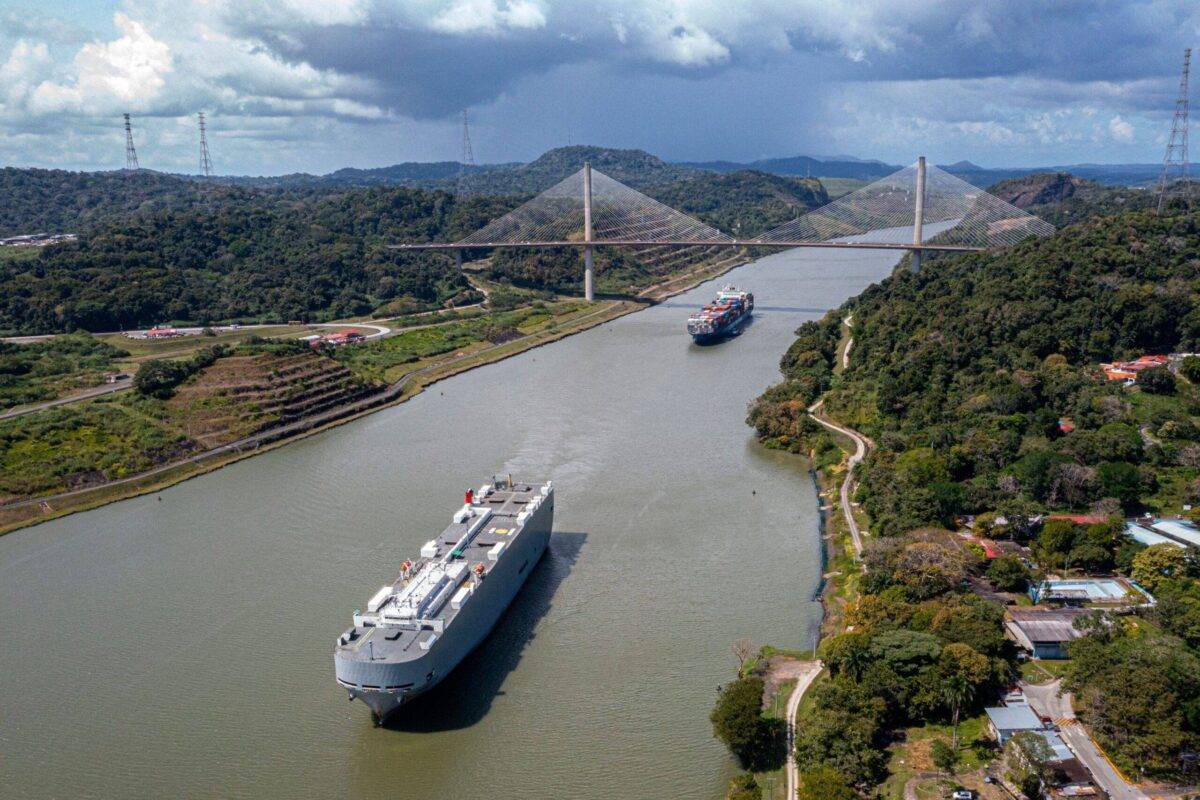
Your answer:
391;240;983;252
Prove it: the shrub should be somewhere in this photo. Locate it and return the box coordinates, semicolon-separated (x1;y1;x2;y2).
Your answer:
931;737;958;774
1137;365;1177;395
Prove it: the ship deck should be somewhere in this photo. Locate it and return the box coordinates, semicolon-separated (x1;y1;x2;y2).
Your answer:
337;481;546;665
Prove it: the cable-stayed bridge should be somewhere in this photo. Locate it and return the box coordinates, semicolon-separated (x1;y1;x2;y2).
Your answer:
393;157;1055;300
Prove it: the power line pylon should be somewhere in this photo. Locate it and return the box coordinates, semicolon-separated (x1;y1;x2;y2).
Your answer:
461;109;475;167
198;112;213;178
457;109;475;195
123;113;139;171
1158;47;1191;214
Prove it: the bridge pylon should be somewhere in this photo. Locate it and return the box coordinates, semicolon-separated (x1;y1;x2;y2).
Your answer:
912;155;926;272
583;162;594;301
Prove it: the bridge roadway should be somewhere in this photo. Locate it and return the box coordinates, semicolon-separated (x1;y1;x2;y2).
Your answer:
391;239;983;253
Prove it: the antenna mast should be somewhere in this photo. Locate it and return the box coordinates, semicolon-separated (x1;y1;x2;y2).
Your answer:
123;113;139;171
198;112;213;178
1158;47;1191;213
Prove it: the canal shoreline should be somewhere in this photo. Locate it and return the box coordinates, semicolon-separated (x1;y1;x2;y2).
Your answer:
0;254;750;536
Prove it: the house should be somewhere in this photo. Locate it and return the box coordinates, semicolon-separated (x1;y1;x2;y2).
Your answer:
1006;608;1091;659
1099;354;1168;381
985;704;1044;744
321;330;365;347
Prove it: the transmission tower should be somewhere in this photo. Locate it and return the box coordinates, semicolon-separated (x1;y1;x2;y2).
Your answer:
456;109;476;195
461;109;475;167
1158;47;1191;213
198;112;213;178
123;113;139;171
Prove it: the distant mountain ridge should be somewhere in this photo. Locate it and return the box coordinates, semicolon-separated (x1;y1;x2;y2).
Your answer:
189;146;1167;193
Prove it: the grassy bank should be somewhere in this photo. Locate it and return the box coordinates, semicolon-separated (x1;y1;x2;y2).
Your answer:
1;254;748;535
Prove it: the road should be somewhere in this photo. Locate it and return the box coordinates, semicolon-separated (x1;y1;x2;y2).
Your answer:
1021;679;1148;800
784;661;824;800
1;321;392;344
807;401;867;559
805;313;869;559
0;378;132;421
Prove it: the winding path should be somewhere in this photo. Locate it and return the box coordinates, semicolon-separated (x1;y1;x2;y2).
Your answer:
807;399;867;559
783;661;824;800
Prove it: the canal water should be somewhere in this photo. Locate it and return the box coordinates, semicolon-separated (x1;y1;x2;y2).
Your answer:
0;246;903;800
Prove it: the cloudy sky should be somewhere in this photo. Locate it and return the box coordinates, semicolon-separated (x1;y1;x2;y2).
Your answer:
1;0;1198;175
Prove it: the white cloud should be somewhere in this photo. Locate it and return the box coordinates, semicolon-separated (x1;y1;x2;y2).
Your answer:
0;0;1195;171
26;13;172;115
428;0;547;34
1108;114;1134;143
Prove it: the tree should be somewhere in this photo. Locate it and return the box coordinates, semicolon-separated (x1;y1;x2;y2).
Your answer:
710;677;786;772
1180;355;1200;383
986;555;1031;592
931;737;959;775
1037;519;1078;568
732;637;753;669
1137;365;1177;395
1008;731;1055;799
1131;543;1192;592
133;359;188;399
1097;461;1142;510
795;767;857;800
819;631;872;680
939;643;990;747
724;773;759;800
894;541;970;599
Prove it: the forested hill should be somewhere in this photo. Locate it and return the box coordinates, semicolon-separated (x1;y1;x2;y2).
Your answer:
0;163;830;334
0;168;266;237
749;205;1200;782
752;204;1200;533
0;187;515;333
987;172;1156;228
209;146;700;195
645;170;828;236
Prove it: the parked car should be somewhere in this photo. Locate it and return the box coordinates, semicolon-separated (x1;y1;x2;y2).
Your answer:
951;790;975;800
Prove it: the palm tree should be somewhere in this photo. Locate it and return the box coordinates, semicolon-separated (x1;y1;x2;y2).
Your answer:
943;673;975;749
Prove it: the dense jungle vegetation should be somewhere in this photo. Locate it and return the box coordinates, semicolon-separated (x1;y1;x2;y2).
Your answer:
748;196;1200;782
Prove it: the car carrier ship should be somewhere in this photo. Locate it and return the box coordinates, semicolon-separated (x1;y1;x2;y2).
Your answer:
686;285;754;344
334;476;554;722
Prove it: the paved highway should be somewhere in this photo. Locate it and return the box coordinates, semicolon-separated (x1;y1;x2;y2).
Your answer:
1022;679;1147;800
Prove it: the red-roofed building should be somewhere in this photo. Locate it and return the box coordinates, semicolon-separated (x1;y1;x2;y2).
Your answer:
320;330;365;347
1048;514;1108;526
1100;354;1169;381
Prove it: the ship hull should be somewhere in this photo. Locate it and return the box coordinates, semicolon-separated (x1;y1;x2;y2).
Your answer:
335;496;553;722
689;307;751;344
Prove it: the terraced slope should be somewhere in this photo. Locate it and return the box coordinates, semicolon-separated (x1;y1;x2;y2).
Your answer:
168;352;376;448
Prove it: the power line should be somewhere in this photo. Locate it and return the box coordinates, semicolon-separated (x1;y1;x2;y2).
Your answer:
123;113;139;171
1158;47;1191;214
198;112;213;178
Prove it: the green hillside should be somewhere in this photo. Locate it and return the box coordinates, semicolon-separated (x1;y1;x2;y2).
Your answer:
749;205;1200;781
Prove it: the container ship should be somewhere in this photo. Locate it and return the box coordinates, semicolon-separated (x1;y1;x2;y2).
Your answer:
686;285;754;344
334;476;554;722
